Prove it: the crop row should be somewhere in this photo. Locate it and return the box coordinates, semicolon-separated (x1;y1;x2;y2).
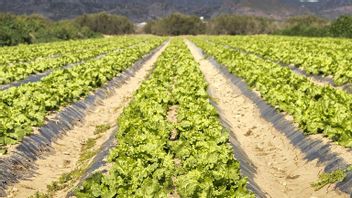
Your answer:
205;35;352;85
0;36;147;85
0;37;164;149
0;37;112;66
191;37;352;148
75;39;253;197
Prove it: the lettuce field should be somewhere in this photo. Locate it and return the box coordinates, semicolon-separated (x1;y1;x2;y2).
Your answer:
0;36;351;198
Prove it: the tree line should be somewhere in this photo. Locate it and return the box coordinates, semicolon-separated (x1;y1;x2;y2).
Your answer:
144;13;352;38
1;11;352;46
0;12;134;46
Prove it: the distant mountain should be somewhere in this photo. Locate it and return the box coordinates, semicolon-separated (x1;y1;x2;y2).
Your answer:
0;0;351;21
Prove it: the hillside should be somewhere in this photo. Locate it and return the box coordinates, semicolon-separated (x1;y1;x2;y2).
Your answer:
0;0;351;21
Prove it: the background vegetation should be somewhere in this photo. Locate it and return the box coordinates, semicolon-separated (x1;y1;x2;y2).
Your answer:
207;15;276;35
75;12;134;35
144;13;352;38
0;12;134;46
144;13;205;35
1;11;352;46
274;15;330;37
0;13;97;46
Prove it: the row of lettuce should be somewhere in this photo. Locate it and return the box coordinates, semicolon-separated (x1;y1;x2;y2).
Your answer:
0;36;165;150
0;37;109;66
191;37;352;148
205;35;352;86
75;39;253;197
0;37;147;85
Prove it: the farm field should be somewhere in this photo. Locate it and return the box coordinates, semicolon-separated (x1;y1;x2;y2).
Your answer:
0;35;351;198
203;35;352;86
191;36;352;147
0;37;152;89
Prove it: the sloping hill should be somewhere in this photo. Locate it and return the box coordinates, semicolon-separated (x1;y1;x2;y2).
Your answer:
0;0;351;21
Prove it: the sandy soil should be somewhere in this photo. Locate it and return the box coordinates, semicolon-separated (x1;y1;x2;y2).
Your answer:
186;40;349;198
5;42;169;198
167;105;178;141
166;105;180;198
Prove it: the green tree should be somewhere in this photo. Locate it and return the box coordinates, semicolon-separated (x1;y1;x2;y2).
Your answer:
330;15;352;38
276;15;330;37
207;15;275;35
0;13;28;45
144;13;205;35
75;12;134;35
0;13;100;46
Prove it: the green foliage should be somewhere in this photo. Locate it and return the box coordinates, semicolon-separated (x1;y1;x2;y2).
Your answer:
208;35;352;85
276;15;352;38
0;36;164;148
75;12;134;35
32;132;106;197
144;13;205;35
75;39;253;197
51;20;99;40
208;14;276;35
145;13;276;36
0;37;136;85
330;15;352;38
29;192;50;198
192;36;352;147
144;13;352;38
0;13;33;46
276;15;331;37
0;13;100;46
94;124;111;135
312;165;352;190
